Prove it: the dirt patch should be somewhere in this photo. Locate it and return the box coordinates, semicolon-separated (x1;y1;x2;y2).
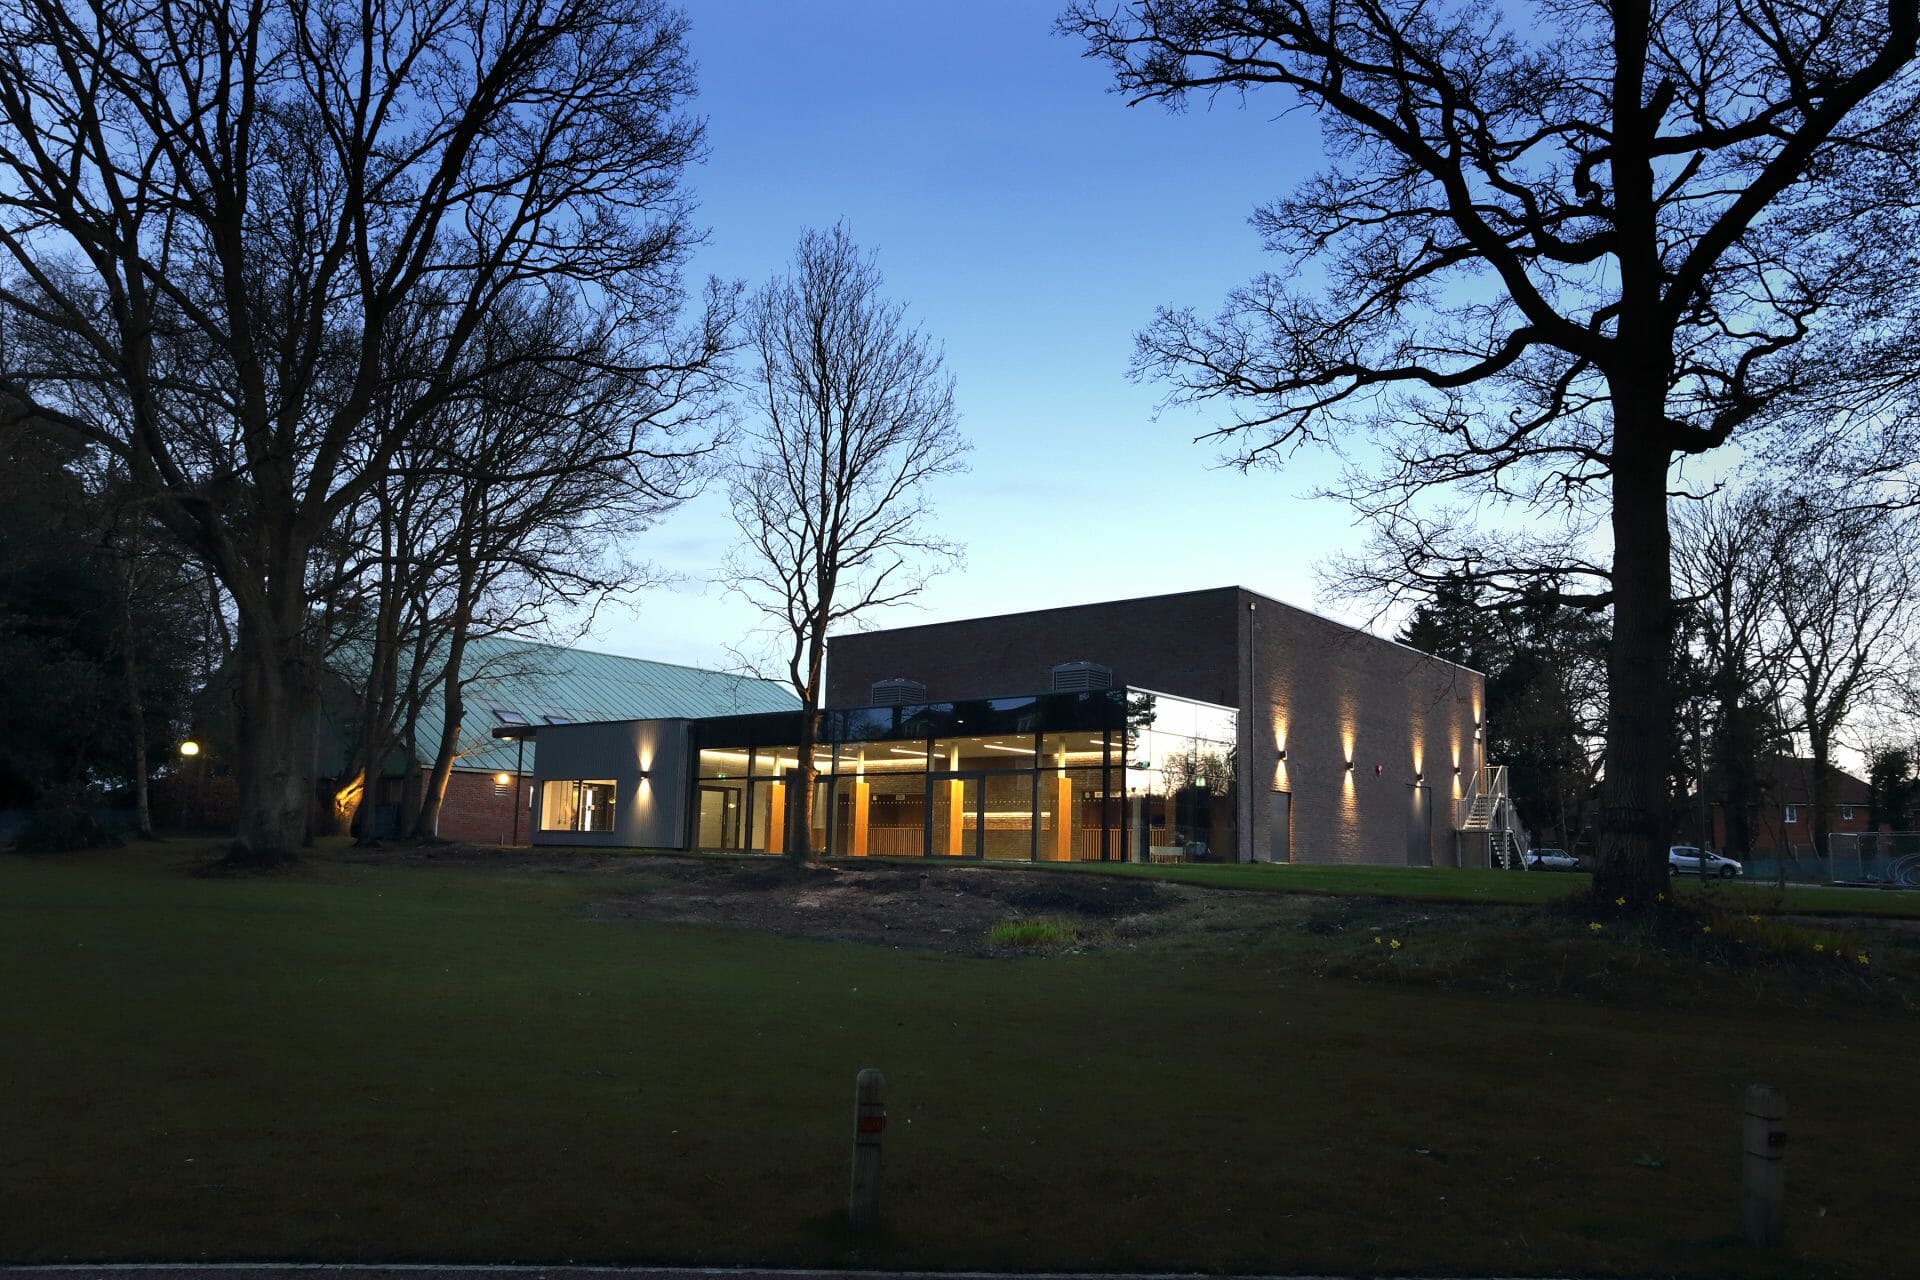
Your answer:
583;860;1214;952
310;843;1299;951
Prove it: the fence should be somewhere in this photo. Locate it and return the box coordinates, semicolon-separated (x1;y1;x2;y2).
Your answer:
1824;831;1920;887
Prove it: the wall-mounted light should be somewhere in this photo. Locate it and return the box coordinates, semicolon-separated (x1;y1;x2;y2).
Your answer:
1415;771;1425;783
1453;765;1461;775
1277;748;1287;761
1345;760;1355;771
1373;763;1383;776
494;771;511;786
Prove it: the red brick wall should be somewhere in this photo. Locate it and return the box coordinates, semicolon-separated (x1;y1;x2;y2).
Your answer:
432;768;534;844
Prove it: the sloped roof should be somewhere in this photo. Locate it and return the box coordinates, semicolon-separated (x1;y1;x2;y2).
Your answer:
420;636;797;774
1756;756;1872;806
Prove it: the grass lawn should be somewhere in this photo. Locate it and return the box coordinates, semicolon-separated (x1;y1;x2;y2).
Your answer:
854;852;1920;918
3;843;1915;1278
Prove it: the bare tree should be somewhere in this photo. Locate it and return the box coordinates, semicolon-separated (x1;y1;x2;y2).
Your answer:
1672;489;1793;858
725;224;969;862
405;300;722;837
0;0;722;863
1063;0;1920;903
1769;499;1920;858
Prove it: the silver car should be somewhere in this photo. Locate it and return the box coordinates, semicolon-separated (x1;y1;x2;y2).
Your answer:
1525;847;1581;870
1669;845;1744;878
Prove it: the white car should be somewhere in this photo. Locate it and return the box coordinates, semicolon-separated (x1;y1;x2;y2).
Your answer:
1525;847;1581;871
1669;846;1744;878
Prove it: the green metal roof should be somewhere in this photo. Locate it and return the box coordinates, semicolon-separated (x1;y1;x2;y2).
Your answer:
423;636;797;774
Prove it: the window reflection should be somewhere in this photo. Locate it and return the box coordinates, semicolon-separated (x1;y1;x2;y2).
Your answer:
1120;690;1237;863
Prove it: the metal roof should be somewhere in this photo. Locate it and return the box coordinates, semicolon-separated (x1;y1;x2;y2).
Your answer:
420;636;797;774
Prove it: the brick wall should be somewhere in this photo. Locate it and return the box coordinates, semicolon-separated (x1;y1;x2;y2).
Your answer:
826;587;1244;706
1239;588;1482;868
432;768;534;844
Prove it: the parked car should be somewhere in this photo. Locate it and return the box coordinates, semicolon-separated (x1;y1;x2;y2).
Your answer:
1525;847;1581;871
1668;845;1744;878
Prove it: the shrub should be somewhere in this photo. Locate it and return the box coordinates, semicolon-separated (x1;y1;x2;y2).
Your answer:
987;917;1081;947
11;804;126;854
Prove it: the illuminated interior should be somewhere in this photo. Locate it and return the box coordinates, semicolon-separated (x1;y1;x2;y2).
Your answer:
690;689;1236;862
539;779;616;833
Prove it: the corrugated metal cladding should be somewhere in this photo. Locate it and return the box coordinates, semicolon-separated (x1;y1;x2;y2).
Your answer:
428;636;798;774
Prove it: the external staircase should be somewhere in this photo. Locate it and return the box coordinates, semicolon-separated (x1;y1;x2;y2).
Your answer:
1457;764;1530;869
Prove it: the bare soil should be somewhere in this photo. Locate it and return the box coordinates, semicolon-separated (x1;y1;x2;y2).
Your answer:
315;842;1313;952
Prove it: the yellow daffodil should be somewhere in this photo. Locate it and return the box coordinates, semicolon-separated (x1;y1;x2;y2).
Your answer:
1588;922;1602;932
1390;939;1402;950
1615;896;1626;906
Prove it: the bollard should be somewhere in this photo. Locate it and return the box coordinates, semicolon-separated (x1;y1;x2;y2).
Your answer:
849;1068;887;1230
1741;1084;1786;1247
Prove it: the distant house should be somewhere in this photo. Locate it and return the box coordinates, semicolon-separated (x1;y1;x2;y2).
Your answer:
325;636;797;842
1710;756;1874;854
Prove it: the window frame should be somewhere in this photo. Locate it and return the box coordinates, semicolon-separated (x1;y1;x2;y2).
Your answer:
539;778;618;833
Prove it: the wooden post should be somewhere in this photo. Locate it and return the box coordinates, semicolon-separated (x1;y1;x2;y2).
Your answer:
1741;1085;1786;1247
849;1068;886;1230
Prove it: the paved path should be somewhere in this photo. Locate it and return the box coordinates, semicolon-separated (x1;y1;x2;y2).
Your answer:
0;1268;1574;1280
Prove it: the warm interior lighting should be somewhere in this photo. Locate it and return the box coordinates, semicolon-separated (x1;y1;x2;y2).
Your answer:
981;743;1036;755
179;740;201;758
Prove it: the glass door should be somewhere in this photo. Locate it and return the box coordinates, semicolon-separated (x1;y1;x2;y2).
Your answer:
927;772;983;858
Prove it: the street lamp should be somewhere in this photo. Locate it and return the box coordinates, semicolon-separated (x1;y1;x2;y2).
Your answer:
177;740;205;831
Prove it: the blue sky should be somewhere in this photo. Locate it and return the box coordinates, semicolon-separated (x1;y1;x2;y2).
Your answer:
593;1;1373;672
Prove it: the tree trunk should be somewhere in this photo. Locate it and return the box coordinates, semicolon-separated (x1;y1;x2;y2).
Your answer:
786;706;820;862
117;568;155;840
784;625;829;863
1809;724;1834;860
229;608;314;863
349;622;401;843
1592;430;1675;906
413;623;472;839
1716;685;1755;858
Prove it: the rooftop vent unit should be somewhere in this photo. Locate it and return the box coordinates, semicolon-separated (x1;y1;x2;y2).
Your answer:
870;677;927;707
1050;660;1113;692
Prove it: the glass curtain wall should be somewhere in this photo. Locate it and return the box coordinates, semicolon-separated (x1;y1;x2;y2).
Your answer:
691;690;1220;862
1121;690;1239;861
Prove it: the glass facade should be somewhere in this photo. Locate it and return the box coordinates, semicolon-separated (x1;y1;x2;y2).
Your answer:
689;689;1237;862
540;779;617;832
